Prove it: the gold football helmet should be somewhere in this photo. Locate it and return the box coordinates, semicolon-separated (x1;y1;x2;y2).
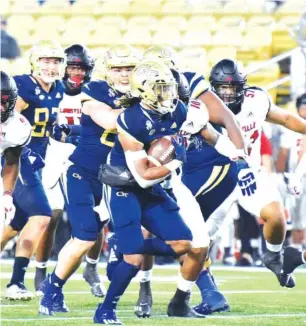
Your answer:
131;60;178;115
143;46;178;68
29;40;66;83
104;44;142;93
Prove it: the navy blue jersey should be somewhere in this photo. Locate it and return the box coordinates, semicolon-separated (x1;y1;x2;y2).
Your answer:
69;80;124;177
14;74;65;159
184;124;231;173
110;100;187;168
183;71;209;99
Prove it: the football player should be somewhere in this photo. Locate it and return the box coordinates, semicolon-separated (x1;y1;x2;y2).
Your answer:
132;46;246;317
1;40;66;300
35;44;106;298
1;71;32;253
93;60;195;325
194;59;306;305
38;44;142;316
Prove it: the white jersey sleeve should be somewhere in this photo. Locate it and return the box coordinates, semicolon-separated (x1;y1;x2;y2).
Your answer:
236;87;272;168
0;111;32;155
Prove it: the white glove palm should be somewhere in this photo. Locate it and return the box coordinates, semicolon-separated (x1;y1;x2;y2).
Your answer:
284;172;302;196
1;194;16;225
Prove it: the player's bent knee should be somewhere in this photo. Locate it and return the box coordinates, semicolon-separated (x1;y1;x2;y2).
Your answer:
73;237;96;253
124;254;143;267
170;240;192;256
260;201;286;223
188;247;208;263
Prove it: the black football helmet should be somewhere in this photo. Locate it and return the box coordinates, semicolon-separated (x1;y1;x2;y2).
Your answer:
209;59;246;114
1;71;18;123
63;44;95;94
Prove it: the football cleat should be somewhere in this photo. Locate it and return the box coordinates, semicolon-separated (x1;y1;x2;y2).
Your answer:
5;283;34;301
167;289;205;318
93;304;123;325
279;247;304;287
83;264;106;298
39;291;69;315
134;281;153;318
38;278;69;313
194;270;230;314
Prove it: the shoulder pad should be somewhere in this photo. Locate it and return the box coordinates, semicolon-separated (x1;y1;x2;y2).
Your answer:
6;112;32;147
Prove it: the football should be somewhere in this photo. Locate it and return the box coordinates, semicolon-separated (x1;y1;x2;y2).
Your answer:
147;136;175;167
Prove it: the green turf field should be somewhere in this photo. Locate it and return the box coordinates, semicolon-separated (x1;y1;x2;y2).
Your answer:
1;262;306;325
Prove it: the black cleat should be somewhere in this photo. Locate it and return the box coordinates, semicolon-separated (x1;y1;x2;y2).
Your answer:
262;250;296;288
167;289;205;318
134;281;153;318
83;263;106;298
279;247;304;287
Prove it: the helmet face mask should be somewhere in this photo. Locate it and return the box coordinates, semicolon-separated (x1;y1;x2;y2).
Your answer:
209;59;246;113
104;45;142;93
212;83;244;106
131;61;178;115
30;40;66;84
64;44;95;93
108;66;134;94
1;71;18;123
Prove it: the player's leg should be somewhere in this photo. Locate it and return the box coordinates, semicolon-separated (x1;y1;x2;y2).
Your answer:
1;225;18;252
39;165;103;315
83;231;107;297
183;163;238;315
166;178;209;317
35;207;63;294
6;175;52;301
134;229;154;318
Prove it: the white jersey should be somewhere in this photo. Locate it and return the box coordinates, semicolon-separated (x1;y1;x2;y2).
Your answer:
43;92;82;210
0;111;31;156
235;87;271;168
57;93;82;125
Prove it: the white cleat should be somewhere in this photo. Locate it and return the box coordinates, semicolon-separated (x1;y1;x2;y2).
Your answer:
5;283;35;301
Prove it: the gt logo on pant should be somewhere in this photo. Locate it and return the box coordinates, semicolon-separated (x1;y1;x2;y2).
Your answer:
116;191;128;197
72;173;82;180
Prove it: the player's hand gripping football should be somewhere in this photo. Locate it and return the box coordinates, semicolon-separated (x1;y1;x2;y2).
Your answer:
171;135;186;164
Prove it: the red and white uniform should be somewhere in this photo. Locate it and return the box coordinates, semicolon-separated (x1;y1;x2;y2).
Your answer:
207;88;283;238
0;112;31;155
42;93;82;210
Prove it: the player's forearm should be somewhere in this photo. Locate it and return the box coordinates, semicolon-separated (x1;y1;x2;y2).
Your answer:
222;112;245;149
200;124;219;146
2;163;19;193
284;113;306;134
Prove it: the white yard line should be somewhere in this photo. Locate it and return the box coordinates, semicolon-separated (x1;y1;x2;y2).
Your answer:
1;259;305;273
1;313;306;322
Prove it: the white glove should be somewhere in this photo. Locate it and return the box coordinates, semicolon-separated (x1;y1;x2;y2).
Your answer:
180;99;209;135
284;172;302;196
1;193;16;225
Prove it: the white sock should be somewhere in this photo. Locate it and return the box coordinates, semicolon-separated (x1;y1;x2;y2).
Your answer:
36;261;48;269
265;241;282;252
86;255;99;265
302;251;306;264
138;269;153;283
177;274;195;293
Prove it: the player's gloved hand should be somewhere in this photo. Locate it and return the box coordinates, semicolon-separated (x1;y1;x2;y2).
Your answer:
284;172;301;196
51;124;71;142
171;135;186;164
1;192;16;225
25;149;45;171
238;167;257;196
